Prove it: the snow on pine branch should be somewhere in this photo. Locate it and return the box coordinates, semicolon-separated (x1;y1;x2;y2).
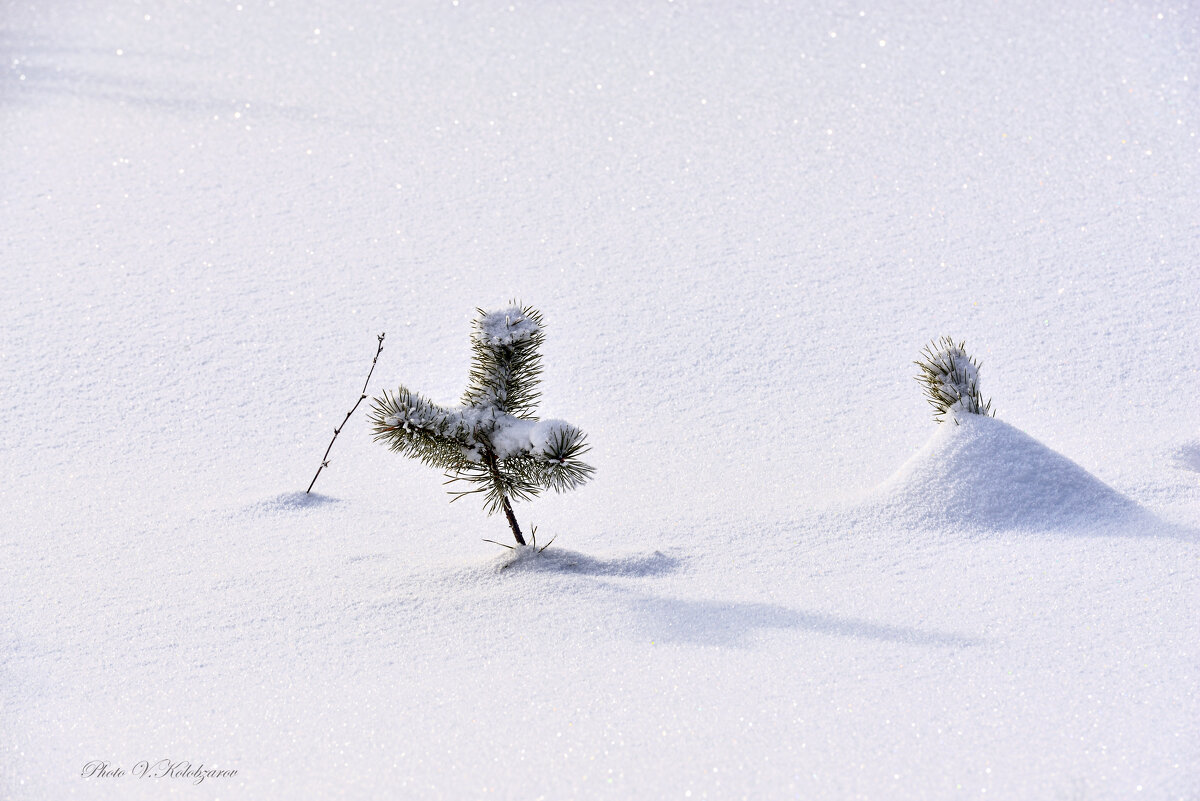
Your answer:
915;337;994;424
478;307;541;347
377;393;589;470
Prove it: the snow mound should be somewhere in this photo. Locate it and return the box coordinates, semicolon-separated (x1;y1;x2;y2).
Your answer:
495;547;682;577
241;491;342;515
868;415;1139;530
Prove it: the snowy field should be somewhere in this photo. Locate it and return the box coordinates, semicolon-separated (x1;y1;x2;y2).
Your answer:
3;1;1199;798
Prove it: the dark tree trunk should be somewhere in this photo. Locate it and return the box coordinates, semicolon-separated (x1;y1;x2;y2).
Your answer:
498;493;526;546
484;448;526;546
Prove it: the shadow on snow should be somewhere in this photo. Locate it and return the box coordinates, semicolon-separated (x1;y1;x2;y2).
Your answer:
623;594;980;649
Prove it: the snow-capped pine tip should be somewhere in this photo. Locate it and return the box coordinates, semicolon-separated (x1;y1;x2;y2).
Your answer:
915;336;994;424
475;304;542;347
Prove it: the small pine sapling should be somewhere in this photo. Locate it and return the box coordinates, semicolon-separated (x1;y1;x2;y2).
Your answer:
915;336;994;424
369;305;594;547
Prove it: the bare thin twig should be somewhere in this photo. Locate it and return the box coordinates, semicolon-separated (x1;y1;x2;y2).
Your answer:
306;333;386;494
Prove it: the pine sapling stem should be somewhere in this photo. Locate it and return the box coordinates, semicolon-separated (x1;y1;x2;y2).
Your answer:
498;494;526;547
306;332;386;494
484;447;526;545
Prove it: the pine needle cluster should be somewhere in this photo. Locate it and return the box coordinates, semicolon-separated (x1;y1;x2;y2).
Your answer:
369;305;594;546
915;336;994;424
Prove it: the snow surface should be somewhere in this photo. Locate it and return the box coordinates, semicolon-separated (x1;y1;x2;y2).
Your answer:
3;1;1200;799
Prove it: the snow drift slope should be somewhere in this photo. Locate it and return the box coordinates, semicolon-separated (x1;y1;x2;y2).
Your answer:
868;415;1140;530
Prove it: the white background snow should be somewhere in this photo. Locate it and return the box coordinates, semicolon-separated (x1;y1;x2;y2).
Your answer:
3;1;1199;798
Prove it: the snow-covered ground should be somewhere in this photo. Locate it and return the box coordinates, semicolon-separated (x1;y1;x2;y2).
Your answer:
3;1;1199;798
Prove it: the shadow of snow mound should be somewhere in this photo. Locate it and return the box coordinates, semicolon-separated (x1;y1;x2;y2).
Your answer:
627;596;979;648
868;415;1140;531
498;547;682;577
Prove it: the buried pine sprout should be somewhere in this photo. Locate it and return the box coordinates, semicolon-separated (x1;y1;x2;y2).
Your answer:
369;305;594;548
915;336;994;424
